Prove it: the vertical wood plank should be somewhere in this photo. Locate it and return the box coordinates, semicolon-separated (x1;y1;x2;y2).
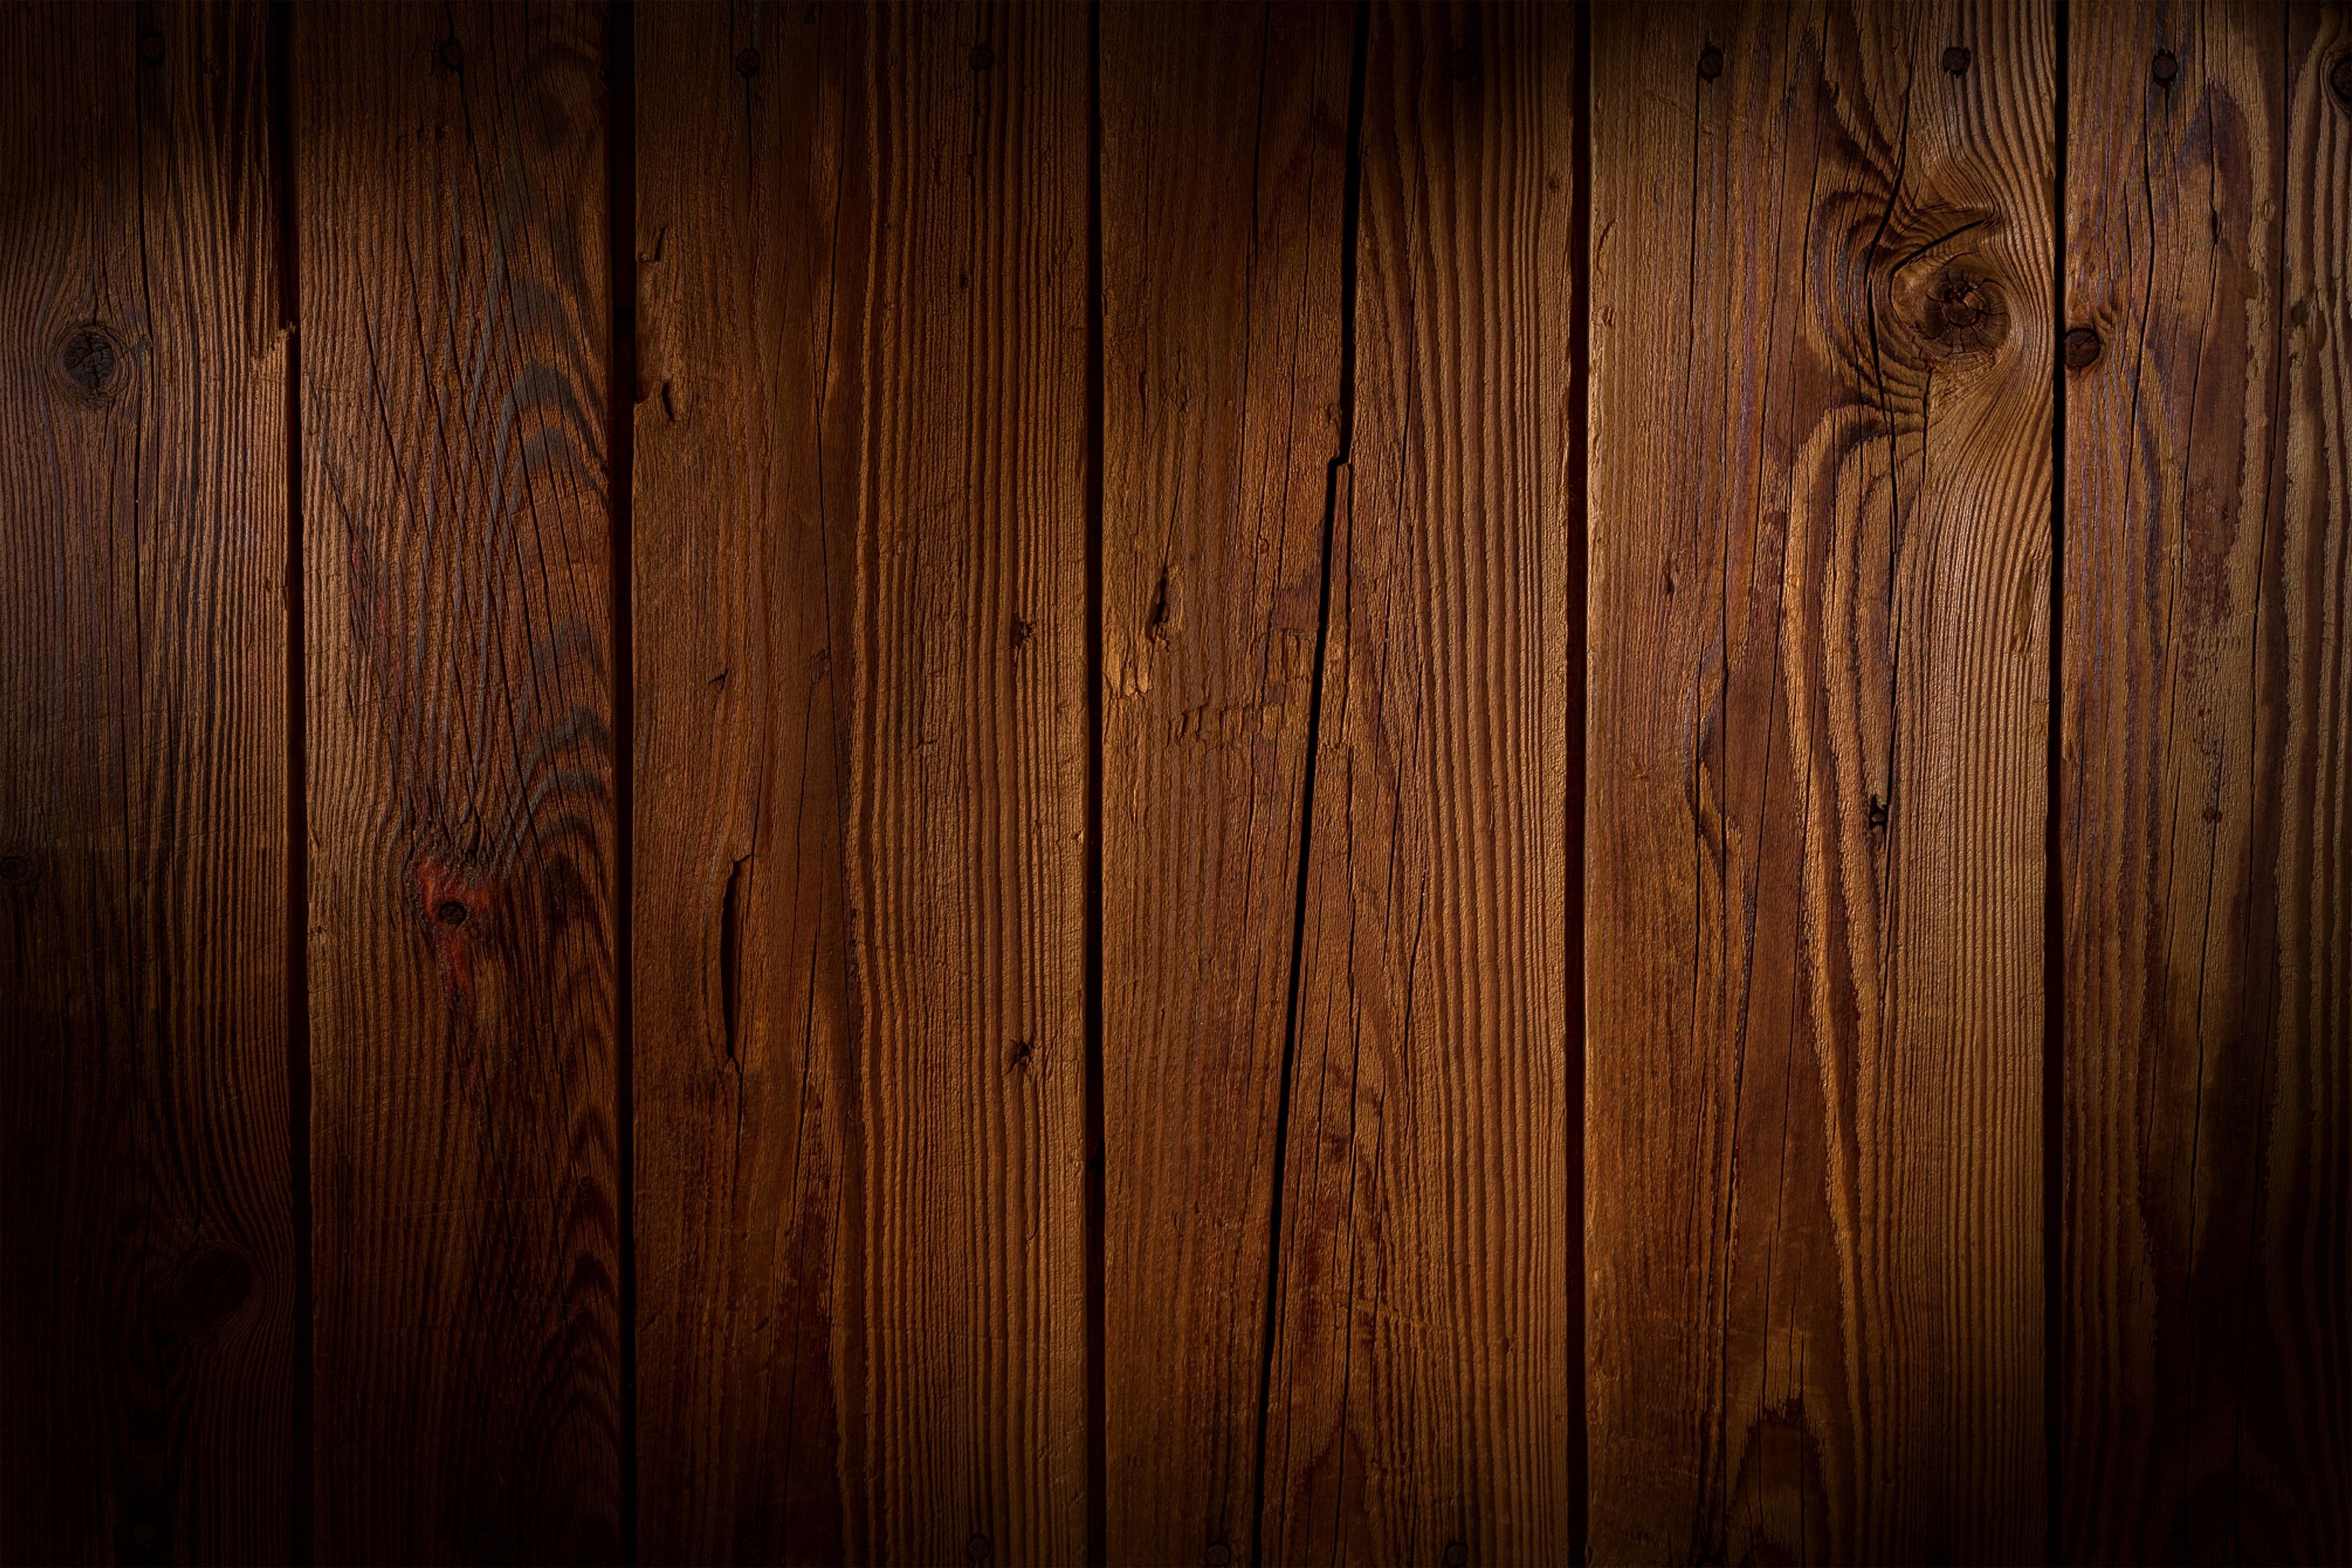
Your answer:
0;3;298;1561
1263;3;1576;1562
2064;2;2352;1558
634;3;1091;1563
1587;4;2053;1561
1097;4;1355;1561
299;5;622;1560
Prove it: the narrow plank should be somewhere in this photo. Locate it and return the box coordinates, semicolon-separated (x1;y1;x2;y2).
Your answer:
298;5;622;1560
1259;3;1576;1562
634;3;1091;1563
2064;3;2352;1559
1097;4;1356;1561
0;3;298;1561
1587;5;2054;1562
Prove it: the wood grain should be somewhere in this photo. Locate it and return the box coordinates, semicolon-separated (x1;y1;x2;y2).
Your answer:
0;3;298;1562
1097;4;1356;1561
298;4;622;1560
1587;4;2053;1561
1260;4;1576;1563
2064;3;2352;1559
635;4;1091;1564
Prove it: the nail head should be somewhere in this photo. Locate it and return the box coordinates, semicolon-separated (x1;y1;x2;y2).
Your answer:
2152;50;2178;85
439;38;464;72
735;47;760;77
1698;45;1724;81
969;42;993;71
1445;1544;1471;1568
138;30;164;64
965;1535;992;1562
2063;327;2104;369
1941;45;1971;75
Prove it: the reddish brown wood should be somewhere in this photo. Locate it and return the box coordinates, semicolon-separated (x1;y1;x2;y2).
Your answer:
0;3;298;1561
299;5;623;1560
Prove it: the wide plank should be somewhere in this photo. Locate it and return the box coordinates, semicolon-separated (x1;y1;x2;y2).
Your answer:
1098;4;1356;1561
2064;3;2352;1559
298;4;623;1559
1587;4;2053;1561
1260;3;1577;1562
0;3;298;1561
636;3;1091;1563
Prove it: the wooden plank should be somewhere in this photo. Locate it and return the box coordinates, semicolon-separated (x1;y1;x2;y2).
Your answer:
632;3;1091;1563
2063;3;2352;1559
0;3;298;1561
1260;3;1576;1562
1586;4;2053;1561
298;4;622;1560
1097;4;1356;1561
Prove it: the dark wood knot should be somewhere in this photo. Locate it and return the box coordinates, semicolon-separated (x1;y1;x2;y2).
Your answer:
2332;53;2352;107
1942;46;1971;76
1919;268;2005;354
969;42;993;72
59;325;125;401
435;899;470;928
1444;1543;1471;1567
438;38;463;73
735;47;760;77
2063;326;2103;369
965;1534;991;1562
159;1247;254;1333
1205;1544;1232;1567
0;854;30;884
1698;45;1724;81
1451;46;1480;83
138;30;164;65
2152;50;2178;86
1867;795;1888;832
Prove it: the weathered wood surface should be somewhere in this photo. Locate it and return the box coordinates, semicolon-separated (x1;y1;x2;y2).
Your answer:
2064;2;2352;1561
1263;3;1576;1563
298;4;622;1560
1098;4;1355;1562
634;3;1091;1565
0;3;298;1563
1587;3;2054;1562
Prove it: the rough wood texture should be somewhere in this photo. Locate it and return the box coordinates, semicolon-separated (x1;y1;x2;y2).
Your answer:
2064;3;2352;1560
1098;4;1355;1561
1587;4;2053;1562
299;5;622;1560
634;4;1091;1564
1261;4;1576;1563
0;3;297;1562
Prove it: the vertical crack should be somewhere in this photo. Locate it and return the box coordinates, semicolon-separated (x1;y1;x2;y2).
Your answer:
1083;0;1109;1561
1248;3;1371;1562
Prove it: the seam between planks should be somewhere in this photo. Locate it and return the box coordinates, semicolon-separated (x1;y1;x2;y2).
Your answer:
2047;5;2068;1560
1085;1;1110;1562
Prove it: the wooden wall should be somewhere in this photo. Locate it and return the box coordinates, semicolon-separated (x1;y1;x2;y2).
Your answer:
0;2;2346;1565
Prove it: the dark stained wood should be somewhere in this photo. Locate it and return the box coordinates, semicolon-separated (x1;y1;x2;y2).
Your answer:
2064;2;2352;1559
0;3;298;1562
1586;4;2053;1562
1097;4;1355;1561
633;3;1091;1564
298;4;622;1560
1261;3;1577;1562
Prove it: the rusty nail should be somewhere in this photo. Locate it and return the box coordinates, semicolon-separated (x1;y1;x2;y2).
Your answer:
1942;45;1971;75
1698;45;1723;81
2063;326;2103;369
2152;50;2178;86
735;47;760;77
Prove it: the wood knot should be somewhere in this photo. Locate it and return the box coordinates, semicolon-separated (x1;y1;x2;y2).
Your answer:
2332;52;2352;108
138;29;164;65
965;1534;991;1562
969;43;993;72
1444;1544;1470;1568
1205;1544;1232;1567
436;899;470;927
1918;268;2004;354
1698;45;1724;81
1451;46;1479;82
735;47;760;77
1941;45;1971;76
1867;795;1888;832
0;853;31;884
159;1247;253;1332
438;37;464;73
2063;326;2103;369
2152;50;2178;87
56;324;127;404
